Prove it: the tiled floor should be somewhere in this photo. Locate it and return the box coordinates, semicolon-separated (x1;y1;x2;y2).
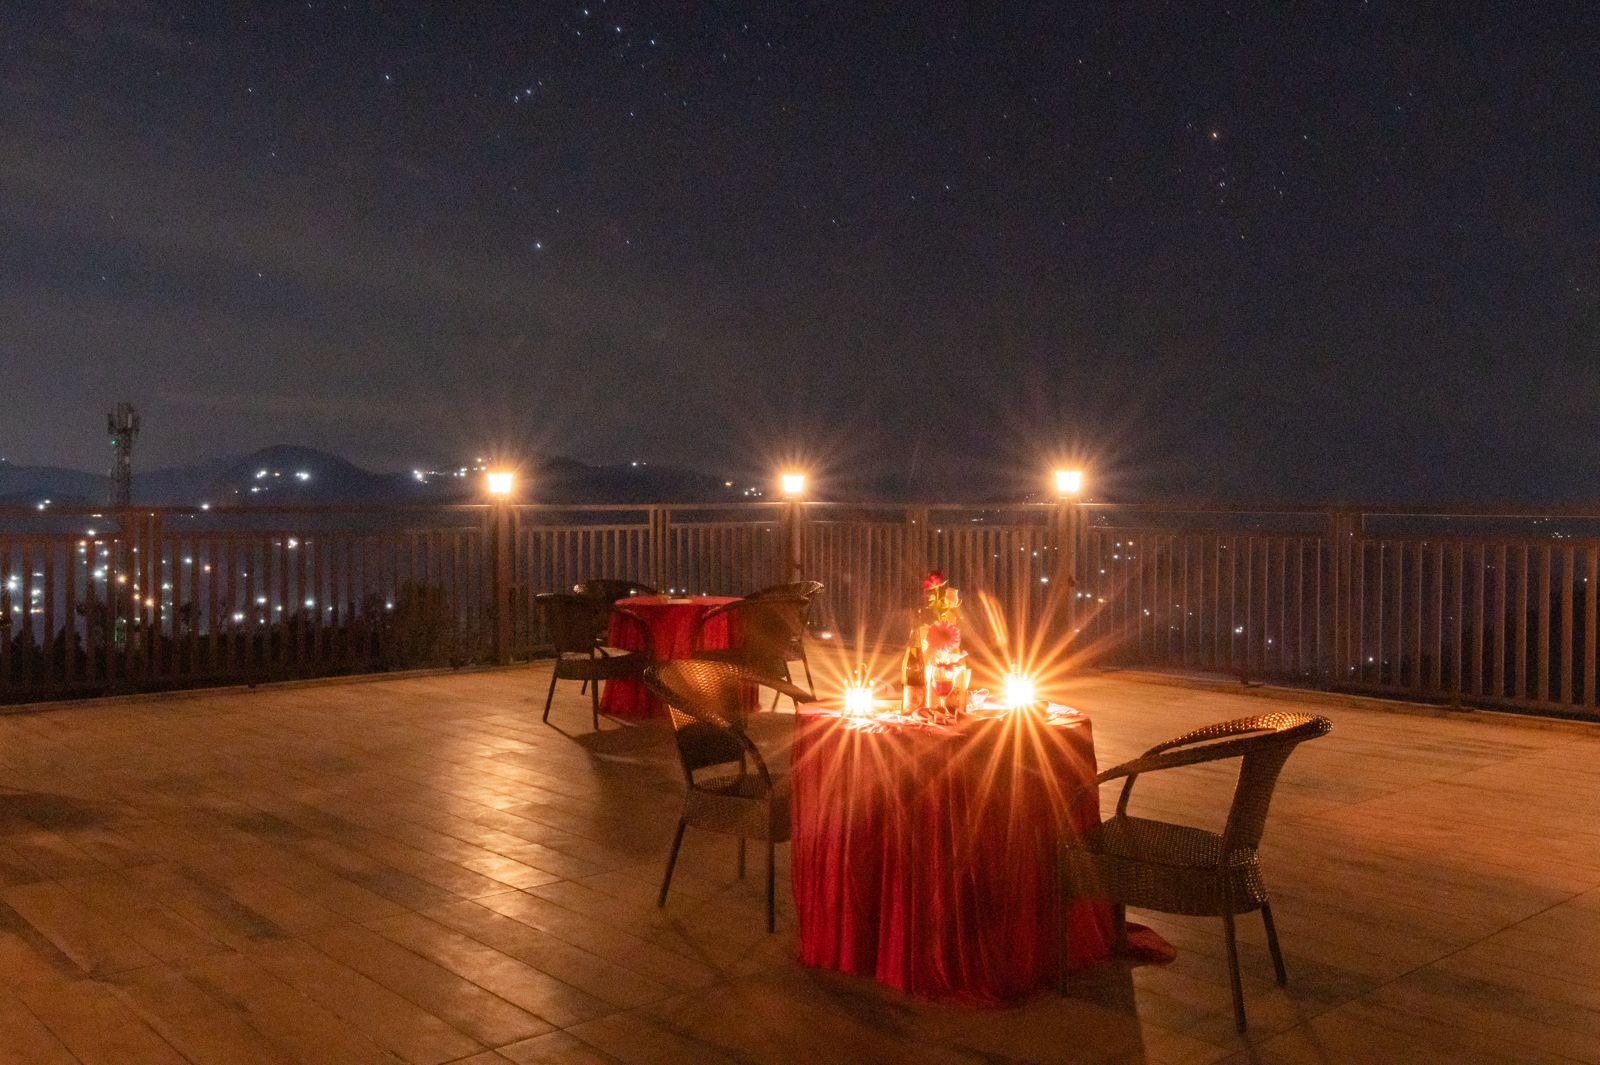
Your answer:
0;664;1597;1064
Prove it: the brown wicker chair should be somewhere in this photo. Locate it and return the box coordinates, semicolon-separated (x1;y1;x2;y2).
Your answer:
1061;712;1331;1032
570;580;657;694
535;593;652;730
644;659;814;932
745;581;823;694
689;593;811;707
572;578;658;601
745;580;823;601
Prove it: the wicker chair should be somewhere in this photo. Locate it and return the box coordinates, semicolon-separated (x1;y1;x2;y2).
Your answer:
644;659;814;932
745;581;823;694
689;593;811;708
570;580;658;694
745;580;823;601
534;593;652;730
1061;712;1331;1032
572;578;658;601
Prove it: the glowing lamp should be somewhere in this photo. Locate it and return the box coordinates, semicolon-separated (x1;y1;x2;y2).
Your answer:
842;676;874;717
486;471;515;497
1054;469;1084;496
780;471;806;498
1003;670;1036;709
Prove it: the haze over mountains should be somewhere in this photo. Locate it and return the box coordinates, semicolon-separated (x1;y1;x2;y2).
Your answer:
0;445;747;507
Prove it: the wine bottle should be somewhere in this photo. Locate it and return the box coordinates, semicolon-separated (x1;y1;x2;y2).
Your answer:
901;630;925;712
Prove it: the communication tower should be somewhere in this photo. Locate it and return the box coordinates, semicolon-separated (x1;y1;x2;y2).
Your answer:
107;402;140;506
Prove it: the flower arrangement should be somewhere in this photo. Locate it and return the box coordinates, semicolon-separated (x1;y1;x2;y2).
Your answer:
914;570;969;711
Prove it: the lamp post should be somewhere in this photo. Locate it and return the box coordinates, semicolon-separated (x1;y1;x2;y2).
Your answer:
780;471;806;582
486;471;516;664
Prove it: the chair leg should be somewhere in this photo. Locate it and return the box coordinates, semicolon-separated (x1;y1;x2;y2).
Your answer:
1221;907;1247;1033
766;839;776;933
589;675;601;731
1261;901;1288;986
801;647;814;694
542;668;559;723
658;818;686;908
737;837;746;879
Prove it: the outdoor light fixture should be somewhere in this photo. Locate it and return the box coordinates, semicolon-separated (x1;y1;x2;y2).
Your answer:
486;471;515;497
1054;469;1084;496
780;471;806;497
1003;669;1036;709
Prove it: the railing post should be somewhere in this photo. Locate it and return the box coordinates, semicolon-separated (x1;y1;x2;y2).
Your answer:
650;507;671;592
1326;508;1356;688
490;502;512;664
906;506;930;586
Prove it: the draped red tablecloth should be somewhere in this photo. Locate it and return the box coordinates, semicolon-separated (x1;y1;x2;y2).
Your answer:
599;595;742;719
790;704;1155;1004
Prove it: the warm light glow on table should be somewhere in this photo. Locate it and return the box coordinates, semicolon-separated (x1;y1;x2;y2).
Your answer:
1003;670;1036;708
1054;469;1083;495
486;471;515;497
780;471;807;497
842;684;874;717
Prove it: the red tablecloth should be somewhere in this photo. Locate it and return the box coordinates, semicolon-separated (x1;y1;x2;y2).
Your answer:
791;704;1145;1004
599;595;742;719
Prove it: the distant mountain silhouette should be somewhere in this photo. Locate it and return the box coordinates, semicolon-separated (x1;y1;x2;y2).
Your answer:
0;460;106;505
0;447;743;506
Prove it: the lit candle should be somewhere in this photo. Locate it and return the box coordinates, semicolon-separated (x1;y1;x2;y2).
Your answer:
1003;669;1036;709
842;680;874;717
1054;469;1083;496
486;470;515;497
780;471;807;497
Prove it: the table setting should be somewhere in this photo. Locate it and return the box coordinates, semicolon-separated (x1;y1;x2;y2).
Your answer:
787;570;1172;1003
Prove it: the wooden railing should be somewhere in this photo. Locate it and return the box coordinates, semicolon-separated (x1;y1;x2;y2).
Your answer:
4;501;1598;720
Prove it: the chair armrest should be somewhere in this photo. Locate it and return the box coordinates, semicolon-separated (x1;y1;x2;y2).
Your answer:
756;673;815;706
609;605;655;658
1096;739;1266;818
689;600;735;654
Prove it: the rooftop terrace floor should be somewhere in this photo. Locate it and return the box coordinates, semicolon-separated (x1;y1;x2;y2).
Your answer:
0;665;1597;1064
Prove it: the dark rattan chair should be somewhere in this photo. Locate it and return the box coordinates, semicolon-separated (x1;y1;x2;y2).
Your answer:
745;581;823;694
1061;712;1331;1032
570;580;658;694
535;593;651;731
572;578;658;601
644;659;814;932
745;580;823;601
689;593;811;707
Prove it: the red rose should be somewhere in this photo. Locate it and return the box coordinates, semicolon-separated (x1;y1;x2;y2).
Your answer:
922;570;946;591
924;621;960;652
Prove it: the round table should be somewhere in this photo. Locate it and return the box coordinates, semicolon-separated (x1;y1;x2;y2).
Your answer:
789;703;1141;1004
599;595;742;719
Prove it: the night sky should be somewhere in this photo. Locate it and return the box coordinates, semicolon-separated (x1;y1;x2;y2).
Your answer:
3;2;1597;501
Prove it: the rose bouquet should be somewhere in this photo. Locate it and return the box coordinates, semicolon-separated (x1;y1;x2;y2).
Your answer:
911;570;970;714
